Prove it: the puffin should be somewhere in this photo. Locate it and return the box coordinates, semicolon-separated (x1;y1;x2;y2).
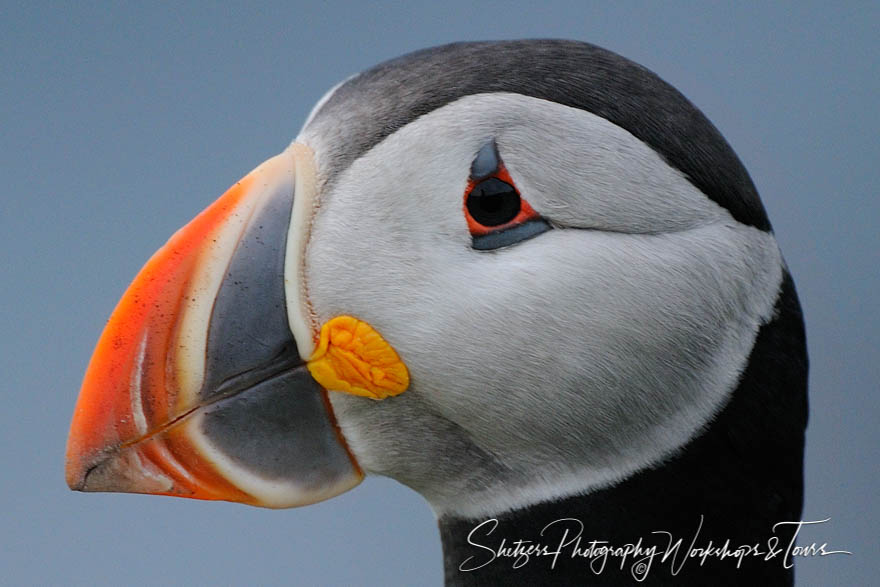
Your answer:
65;40;808;585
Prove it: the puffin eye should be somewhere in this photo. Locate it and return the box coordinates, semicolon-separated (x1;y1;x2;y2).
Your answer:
463;141;552;251
466;178;521;226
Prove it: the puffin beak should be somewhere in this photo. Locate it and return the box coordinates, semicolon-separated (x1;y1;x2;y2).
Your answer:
65;147;364;508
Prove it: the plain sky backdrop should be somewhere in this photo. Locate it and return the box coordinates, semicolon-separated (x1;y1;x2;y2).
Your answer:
2;2;877;585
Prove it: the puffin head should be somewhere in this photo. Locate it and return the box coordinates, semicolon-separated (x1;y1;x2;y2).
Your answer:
66;40;801;529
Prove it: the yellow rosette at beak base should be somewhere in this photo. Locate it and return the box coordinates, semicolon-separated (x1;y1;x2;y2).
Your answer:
307;316;410;400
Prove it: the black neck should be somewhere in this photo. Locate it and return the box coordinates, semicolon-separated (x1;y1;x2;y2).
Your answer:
439;272;808;586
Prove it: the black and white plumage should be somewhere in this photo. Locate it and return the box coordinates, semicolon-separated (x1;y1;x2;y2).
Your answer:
66;40;807;585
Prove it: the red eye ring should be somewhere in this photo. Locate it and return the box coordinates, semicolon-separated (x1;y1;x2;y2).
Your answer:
463;164;542;236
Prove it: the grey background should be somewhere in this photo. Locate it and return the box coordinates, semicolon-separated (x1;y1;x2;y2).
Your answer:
2;2;877;585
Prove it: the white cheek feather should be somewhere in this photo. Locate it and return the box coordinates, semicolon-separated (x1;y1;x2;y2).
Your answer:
298;93;784;518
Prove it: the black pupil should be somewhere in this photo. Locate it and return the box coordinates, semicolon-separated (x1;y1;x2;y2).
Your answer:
466;178;521;227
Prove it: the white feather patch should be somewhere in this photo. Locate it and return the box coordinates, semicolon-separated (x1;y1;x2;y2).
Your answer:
300;93;784;518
